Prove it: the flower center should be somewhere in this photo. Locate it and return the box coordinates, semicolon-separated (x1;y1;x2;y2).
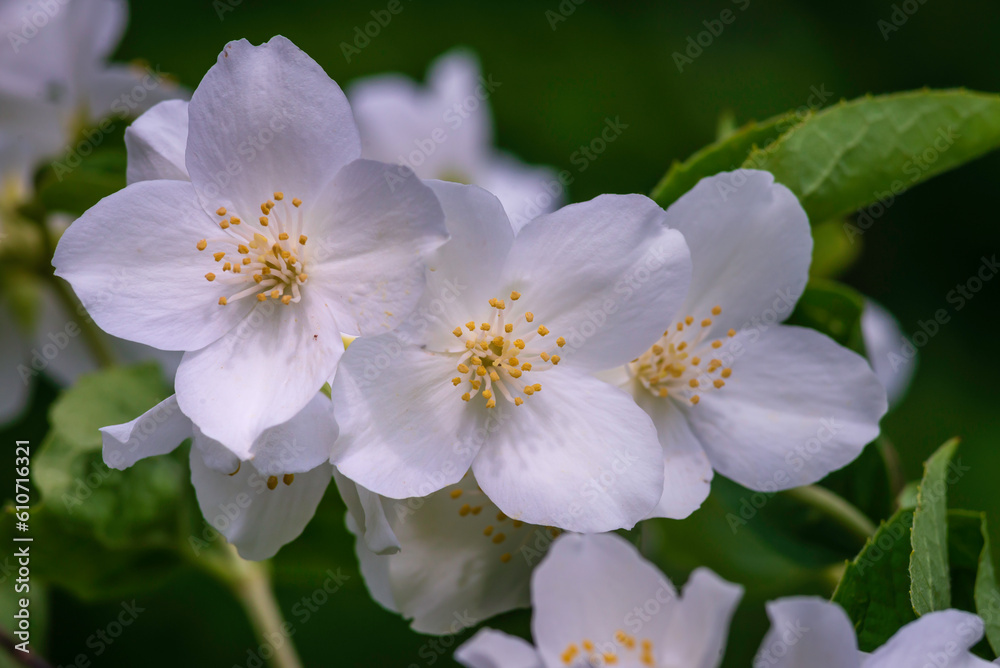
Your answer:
195;192;310;306
448;292;565;408
629;305;736;406
447;480;562;564
560;634;656;667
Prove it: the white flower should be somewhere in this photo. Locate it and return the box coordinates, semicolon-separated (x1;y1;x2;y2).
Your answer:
330;180;692;533
54;36;449;457
455;532;743;668
336;471;562;634
348;49;561;228
603;170;888;519
101;391;336;560
0;0;183;165
757;597;995;667
861;299;915;408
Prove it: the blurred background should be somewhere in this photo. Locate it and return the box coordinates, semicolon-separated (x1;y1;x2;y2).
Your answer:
2;0;999;665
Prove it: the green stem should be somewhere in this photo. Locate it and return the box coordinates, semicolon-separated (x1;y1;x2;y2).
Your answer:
209;545;303;668
785;484;877;543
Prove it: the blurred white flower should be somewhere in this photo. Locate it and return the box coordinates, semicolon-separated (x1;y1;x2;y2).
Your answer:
0;0;185;166
348;49;561;228
455;532;743;668
861;299;916;408
757;597;994;667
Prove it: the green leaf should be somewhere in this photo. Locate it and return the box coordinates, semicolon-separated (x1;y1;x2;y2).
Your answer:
910;438;960;614
37;147;127;216
47;362;168;450
650;110;803;210
0;505;184;600
832;509;918;651
786;278;866;353
749;89;1000;223
33;363;190;551
948;510;1000;656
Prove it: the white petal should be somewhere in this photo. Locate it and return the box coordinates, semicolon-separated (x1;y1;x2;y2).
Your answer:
175;291;344;458
100;395;192;470
500;194;691;371
663;170;811;337
532;534;677;667
185;36;359;217
53;180;254;351
356;476;538;635
757;597;859;668
330;334;482;498
345;511;397;611
455;629;543;668
659;569;742;668
861;300;915;408
632;389;713;519
867;610;993;668
473;369;664;532
247;393;338;476
305;159;447;335
191;425;240;474
688;325;887;490
333;470;400;555
125;99;190;184
398;180;514;349
189;449;332;561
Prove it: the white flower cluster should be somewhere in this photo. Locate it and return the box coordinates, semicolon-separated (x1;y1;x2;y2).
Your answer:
19;22;961;665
